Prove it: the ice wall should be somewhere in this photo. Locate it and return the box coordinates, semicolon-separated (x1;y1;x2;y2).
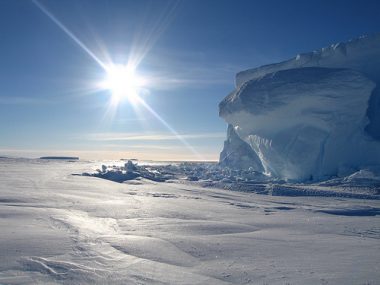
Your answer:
219;34;380;181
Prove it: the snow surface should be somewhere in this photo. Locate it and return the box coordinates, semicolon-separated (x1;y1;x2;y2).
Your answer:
0;158;379;284
219;34;380;181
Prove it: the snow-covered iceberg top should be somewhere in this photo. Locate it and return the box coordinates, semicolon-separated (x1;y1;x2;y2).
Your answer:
219;34;380;182
235;34;380;87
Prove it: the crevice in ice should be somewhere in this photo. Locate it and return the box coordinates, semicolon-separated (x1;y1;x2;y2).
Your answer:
365;85;380;140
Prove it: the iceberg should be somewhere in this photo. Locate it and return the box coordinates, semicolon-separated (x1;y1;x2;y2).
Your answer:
219;34;380;181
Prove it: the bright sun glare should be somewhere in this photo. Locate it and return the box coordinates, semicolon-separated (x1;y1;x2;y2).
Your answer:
102;65;145;104
32;0;203;159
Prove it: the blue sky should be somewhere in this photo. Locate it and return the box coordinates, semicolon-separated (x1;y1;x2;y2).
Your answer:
0;0;379;160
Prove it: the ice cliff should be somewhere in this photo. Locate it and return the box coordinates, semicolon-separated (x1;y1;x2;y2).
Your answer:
219;34;380;181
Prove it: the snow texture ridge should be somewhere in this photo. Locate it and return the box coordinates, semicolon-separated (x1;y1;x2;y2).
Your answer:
219;34;380;181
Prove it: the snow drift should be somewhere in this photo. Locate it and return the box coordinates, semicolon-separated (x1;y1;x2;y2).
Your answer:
219;34;380;181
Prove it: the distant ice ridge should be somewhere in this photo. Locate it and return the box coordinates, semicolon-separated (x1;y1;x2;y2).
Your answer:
219;34;380;182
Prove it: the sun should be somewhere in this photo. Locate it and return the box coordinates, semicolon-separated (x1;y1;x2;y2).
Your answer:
101;64;145;104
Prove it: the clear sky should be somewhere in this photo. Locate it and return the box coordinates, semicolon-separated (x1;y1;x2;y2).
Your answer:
0;0;379;160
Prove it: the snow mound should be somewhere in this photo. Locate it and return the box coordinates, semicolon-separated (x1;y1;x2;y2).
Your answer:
219;34;380;181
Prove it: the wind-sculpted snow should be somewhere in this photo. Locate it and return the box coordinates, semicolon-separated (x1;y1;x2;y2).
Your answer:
0;159;379;284
220;34;380;181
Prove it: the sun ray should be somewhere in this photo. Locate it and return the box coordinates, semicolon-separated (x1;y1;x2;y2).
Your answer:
134;96;204;160
32;0;108;71
128;0;181;68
